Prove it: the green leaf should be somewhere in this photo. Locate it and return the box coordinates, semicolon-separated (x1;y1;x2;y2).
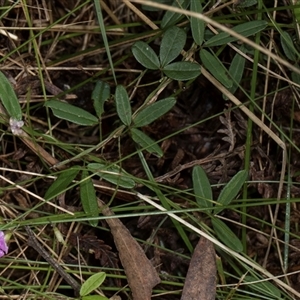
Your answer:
292;67;300;85
132;41;160;70
163;61;201;80
236;0;257;7
44;168;80;201
244;276;281;298
280;31;298;61
161;0;189;28
214;170;248;215
142;0;172;11
45;100;98;126
130;128;163;157
190;1;204;45
87;163;135;189
159;26;186;67
192;166;213;213
204;20;268;47
92;81;110;118
200;49;232;88
80;170;98;227
80;272;106;297
227;47;246;95
115;85;132;126
212;217;243;252
294;2;300;25
94;0;116;84
0;71;22;120
133;97;176;127
82;296;109;300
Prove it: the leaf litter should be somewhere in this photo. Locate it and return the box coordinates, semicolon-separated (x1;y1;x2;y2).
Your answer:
181;237;216;300
98;200;161;300
1;1;300;299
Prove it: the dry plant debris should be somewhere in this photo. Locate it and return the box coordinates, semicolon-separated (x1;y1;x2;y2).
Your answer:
181;237;216;300
0;1;300;299
98;200;161;300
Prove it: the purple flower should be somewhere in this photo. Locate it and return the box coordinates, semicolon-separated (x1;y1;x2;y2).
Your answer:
0;231;8;257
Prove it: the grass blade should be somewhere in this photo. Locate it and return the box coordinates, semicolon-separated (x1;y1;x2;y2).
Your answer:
93;0;116;84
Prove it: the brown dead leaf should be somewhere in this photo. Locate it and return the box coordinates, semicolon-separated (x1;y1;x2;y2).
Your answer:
181;237;216;300
98;200;160;300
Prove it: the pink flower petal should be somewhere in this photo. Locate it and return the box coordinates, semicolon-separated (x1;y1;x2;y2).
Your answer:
0;231;8;257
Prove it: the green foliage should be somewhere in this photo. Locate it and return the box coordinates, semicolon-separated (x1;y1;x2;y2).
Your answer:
159;26;186;67
292;68;300;85
244;276;281;298
132;41;160;70
45;100;98;126
130;128;163;157
132;26;201;81
227;46;246;96
80;272;107;298
162;62;201;81
92;81;110;118
82;296;108;300
80;170;98;227
214;170;248;215
211;217;243;252
133;97;176;127
115;85;132;126
204;20;268;47
93;0;116;84
87;163;135;188
280;31;298;61
200;49;232;88
192;166;247;251
237;0;257;7
0;71;22;120
142;0;172;11
44;168;80;201
192;166;213;213
161;0;189;28
293;1;300;25
190;0;204;45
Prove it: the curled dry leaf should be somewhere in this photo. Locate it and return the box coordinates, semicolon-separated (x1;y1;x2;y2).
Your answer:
181;237;216;300
98;200;160;300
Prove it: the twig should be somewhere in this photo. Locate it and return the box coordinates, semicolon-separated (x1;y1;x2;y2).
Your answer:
25;226;81;297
